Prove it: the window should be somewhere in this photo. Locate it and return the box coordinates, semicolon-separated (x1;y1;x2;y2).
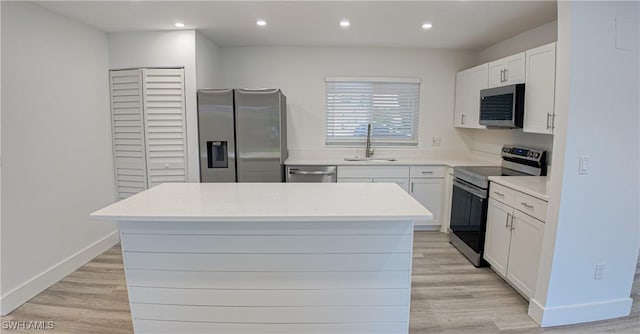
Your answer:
325;77;420;146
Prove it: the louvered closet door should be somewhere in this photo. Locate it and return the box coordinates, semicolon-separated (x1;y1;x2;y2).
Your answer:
110;69;148;199
142;68;187;187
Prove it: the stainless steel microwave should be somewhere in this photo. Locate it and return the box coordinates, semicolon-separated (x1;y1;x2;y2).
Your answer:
479;84;525;128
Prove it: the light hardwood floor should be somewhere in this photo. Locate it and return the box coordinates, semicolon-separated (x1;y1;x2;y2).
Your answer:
2;232;638;333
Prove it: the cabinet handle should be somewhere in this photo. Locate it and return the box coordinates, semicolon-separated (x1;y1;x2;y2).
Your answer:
551;113;556;130
421;171;433;174
505;212;511;229
546;113;552;129
500;69;504;82
504;69;508;82
461;114;465;124
520;202;534;209
410;182;414;193
493;191;504;197
510;213;516;230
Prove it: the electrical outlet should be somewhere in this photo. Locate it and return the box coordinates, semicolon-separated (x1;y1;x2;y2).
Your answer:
432;137;441;147
594;263;606;280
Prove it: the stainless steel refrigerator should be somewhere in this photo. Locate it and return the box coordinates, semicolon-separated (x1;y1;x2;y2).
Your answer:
197;89;287;182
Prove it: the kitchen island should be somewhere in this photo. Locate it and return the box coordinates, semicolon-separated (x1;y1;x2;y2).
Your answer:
92;183;431;333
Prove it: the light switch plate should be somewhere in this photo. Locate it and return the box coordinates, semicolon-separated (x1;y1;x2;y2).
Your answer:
579;156;590;175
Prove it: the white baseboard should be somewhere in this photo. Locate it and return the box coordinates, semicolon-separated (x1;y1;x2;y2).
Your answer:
528;296;633;327
414;224;441;232
0;231;120;315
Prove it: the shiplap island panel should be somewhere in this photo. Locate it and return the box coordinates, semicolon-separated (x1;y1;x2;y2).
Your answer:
92;183;431;334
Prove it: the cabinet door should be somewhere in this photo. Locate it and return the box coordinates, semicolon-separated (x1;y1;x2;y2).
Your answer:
524;42;556;135
440;168;454;233
507;211;545;299
465;64;489;129
454;64;487;129
374;178;409;192
484;198;512;277
409;179;443;226
453;70;468;127
504;52;526;85
488;53;525;87
488;60;505;88
143;68;188;188
110;69;148;199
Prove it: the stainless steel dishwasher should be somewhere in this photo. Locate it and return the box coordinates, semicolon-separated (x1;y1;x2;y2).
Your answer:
286;165;337;182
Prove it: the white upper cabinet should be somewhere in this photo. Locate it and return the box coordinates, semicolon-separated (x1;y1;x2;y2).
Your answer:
523;42;557;134
454;64;488;129
488;52;526;88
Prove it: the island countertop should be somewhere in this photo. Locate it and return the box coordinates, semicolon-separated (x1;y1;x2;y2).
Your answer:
91;182;433;223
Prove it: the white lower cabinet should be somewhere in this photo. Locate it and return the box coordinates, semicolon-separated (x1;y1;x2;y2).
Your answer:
374;178;410;192
440;168;454;232
409;166;445;229
484;185;546;300
337;165;445;229
506;211;545;298
409;178;443;229
484;199;512;277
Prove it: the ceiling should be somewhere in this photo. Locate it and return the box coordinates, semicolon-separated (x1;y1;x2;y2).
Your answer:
36;1;557;50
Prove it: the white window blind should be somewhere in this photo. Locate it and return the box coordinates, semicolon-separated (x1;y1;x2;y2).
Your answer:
325;78;420;145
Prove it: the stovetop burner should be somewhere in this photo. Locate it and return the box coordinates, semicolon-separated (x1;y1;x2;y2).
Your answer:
454;145;547;189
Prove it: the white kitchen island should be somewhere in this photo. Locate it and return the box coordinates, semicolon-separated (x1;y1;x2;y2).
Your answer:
92;183;431;334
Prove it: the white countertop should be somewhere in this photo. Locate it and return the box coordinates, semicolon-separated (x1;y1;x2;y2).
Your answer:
488;176;549;201
92;183;432;223
285;151;500;168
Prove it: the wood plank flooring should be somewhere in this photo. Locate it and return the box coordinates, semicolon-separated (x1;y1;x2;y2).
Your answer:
2;232;638;333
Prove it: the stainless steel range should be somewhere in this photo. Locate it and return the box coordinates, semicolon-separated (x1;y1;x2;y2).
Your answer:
449;145;547;267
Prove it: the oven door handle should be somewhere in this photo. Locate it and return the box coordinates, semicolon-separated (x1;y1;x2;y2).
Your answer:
453;179;487;199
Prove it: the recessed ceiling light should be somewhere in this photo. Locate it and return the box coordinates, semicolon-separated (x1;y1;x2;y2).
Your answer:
422;22;433;30
340;19;350;28
256;19;267;27
174;22;185;28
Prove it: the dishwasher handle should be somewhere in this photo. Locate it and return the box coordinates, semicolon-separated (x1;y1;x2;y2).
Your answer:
289;170;336;176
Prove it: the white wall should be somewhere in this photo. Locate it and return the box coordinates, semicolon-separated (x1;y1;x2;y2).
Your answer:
108;30;200;182
477;20;558;63
464;20;557;159
219;46;477;155
530;1;639;326
195;31;223;89
0;2;118;314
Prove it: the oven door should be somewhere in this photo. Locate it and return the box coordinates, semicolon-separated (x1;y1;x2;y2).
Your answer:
450;179;488;254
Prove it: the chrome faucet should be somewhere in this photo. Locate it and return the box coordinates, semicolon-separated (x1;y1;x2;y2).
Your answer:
365;123;374;158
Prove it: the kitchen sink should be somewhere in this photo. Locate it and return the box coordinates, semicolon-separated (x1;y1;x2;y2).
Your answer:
344;157;397;162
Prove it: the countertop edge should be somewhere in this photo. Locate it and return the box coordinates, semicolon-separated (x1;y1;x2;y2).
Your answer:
488;176;549;201
91;213;433;223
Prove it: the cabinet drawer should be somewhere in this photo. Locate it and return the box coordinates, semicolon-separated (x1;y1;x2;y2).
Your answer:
489;182;517;206
338;166;409;179
515;192;548;222
409;165;445;178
